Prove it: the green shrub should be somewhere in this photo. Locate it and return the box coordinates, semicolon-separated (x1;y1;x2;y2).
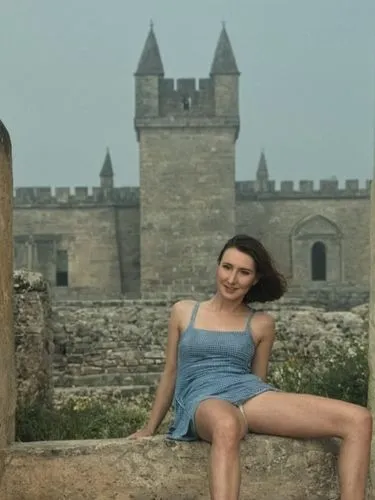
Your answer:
16;396;149;442
268;335;368;406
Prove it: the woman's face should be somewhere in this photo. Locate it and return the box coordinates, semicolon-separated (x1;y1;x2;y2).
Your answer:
216;247;258;301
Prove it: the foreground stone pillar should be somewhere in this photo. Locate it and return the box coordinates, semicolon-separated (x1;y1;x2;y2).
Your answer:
369;162;375;492
0;121;15;484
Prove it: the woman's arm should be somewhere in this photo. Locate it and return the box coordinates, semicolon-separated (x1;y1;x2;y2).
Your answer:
142;301;183;434
250;313;276;382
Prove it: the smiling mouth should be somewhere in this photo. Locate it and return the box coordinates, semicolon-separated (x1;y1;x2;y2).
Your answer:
224;285;238;292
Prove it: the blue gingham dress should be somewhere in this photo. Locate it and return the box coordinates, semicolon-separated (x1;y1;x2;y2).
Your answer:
167;302;277;441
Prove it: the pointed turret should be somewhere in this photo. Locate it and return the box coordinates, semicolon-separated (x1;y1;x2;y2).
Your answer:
135;23;164;76
134;23;164;122
210;25;240;122
255;151;270;192
100;148;114;188
210;25;240;75
256;151;269;181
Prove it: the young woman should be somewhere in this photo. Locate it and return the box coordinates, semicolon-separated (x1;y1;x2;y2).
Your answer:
130;234;372;500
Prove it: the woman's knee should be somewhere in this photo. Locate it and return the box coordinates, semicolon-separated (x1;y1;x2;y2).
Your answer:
211;413;244;446
195;400;244;445
342;405;372;439
352;406;372;435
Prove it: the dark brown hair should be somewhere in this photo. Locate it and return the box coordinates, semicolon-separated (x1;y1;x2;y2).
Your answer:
217;234;287;303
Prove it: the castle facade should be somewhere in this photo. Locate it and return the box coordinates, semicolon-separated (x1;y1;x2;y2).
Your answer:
13;26;371;304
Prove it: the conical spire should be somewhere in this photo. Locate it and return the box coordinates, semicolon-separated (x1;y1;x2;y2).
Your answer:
256;151;269;180
210;24;240;75
100;148;113;178
135;22;164;76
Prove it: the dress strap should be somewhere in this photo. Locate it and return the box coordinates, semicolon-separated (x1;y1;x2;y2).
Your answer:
245;308;254;331
188;302;200;328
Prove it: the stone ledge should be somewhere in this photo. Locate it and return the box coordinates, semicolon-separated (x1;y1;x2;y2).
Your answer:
1;435;341;499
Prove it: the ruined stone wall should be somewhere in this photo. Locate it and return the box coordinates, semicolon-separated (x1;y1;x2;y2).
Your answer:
53;300;170;389
52;299;368;392
13;270;53;408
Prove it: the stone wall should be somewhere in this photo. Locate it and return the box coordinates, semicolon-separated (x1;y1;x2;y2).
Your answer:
236;197;370;286
13;270;53;408
14;205;124;296
52;300;171;390
52;299;368;393
12;192;371;303
12;276;368;403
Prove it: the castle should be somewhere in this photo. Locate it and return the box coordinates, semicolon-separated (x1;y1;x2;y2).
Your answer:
13;25;371;305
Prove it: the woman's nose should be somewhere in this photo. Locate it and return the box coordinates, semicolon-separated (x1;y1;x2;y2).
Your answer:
227;271;236;283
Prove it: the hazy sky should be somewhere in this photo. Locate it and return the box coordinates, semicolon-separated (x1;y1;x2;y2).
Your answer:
1;0;374;189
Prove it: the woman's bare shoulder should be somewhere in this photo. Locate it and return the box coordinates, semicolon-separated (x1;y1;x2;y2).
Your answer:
172;299;196;313
250;311;276;343
171;300;197;326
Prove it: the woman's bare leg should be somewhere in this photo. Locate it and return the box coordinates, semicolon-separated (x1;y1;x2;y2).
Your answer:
195;399;248;500
242;392;372;500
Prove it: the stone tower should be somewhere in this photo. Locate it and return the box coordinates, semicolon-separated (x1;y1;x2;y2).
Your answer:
134;24;240;298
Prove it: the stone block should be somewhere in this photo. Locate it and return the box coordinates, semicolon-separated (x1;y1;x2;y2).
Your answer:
1;435;342;499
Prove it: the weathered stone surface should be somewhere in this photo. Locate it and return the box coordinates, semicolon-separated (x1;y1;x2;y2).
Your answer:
0;120;15;488
1;435;341;500
368;169;375;487
52;300;368;393
13;270;53;408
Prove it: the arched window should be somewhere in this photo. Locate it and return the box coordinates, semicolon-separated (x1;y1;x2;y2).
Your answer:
311;241;326;281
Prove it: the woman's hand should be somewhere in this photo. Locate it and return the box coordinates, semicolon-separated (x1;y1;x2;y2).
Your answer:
127;426;154;439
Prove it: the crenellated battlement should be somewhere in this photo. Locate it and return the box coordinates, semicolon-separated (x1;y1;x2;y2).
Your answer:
236;178;372;199
13;186;139;207
13;178;372;208
159;77;214;116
